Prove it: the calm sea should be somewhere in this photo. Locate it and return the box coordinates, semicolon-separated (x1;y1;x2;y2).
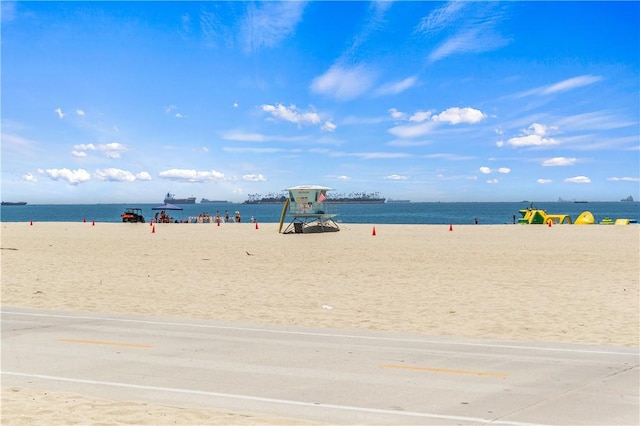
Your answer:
1;202;638;225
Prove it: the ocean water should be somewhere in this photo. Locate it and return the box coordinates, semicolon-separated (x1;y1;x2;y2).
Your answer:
1;202;638;225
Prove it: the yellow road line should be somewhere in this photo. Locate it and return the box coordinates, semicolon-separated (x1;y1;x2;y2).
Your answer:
58;339;152;349
379;364;508;377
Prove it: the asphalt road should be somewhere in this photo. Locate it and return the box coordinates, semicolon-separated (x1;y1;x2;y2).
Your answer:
2;307;638;425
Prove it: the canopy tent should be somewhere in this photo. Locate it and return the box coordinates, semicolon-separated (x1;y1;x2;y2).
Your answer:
152;203;183;211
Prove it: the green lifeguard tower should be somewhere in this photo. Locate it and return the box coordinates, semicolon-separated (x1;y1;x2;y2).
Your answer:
279;185;339;233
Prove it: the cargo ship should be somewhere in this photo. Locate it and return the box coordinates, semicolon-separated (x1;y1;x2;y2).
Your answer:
1;201;28;206
201;198;230;204
164;192;196;204
243;192;386;204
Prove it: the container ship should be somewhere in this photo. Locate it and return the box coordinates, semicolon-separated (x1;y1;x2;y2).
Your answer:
201;198;230;204
164;192;196;204
1;201;28;206
243;192;386;204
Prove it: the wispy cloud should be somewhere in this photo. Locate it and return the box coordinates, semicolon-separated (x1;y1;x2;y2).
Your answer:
608;176;640;182
516;75;602;98
1;2;17;23
242;174;267;182
374;76;418;96
418;2;510;63
310;64;377;101
240;2;306;53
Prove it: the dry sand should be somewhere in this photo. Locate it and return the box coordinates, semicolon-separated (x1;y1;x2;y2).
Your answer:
2;221;639;424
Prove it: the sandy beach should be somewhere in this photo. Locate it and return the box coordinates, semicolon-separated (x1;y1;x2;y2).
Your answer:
2;222;639;424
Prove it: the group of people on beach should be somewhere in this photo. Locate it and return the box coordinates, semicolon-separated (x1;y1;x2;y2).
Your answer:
153;209;258;224
187;210;248;224
153;210;176;223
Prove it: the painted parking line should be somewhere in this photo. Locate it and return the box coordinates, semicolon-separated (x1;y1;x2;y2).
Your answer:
58;338;152;349
380;363;509;377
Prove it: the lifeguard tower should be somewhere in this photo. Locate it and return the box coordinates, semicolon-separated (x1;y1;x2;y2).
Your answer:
279;185;339;234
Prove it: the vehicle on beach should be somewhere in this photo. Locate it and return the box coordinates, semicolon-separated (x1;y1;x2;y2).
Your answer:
121;208;145;223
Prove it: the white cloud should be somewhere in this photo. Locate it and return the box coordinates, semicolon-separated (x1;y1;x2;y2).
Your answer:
310;64;377;101
94;168;137;182
608;177;640;182
409;110;432;122
375;76;418;96
337;175;350;181
537;179;553;184
22;173;38;183
479;166;491;174
54;108;64;119
76;109;85;116
388;121;436;139
233;102;239;108
542;157;577;167
486;178;499;184
42;168;91;185
389;106;486;138
242;174;267;182
432;107;486;124
73;143;97;151
565;176;591;184
321;121;337;132
158;169;225;182
507;123;558;147
388;108;407;120
497;167;511;174
136;172;152;181
261;104;321;126
385;174;409;180
72;142;128;158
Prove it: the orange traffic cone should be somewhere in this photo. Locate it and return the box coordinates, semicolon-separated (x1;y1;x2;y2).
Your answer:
255;222;259;230
152;225;155;233
217;221;220;227
92;220;95;226
30;220;33;226
372;226;376;236
548;220;552;227
449;224;453;231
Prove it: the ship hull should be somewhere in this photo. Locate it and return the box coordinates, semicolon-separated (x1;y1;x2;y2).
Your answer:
164;198;196;204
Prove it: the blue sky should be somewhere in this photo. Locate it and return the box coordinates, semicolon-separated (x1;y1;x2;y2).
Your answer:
2;1;639;204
